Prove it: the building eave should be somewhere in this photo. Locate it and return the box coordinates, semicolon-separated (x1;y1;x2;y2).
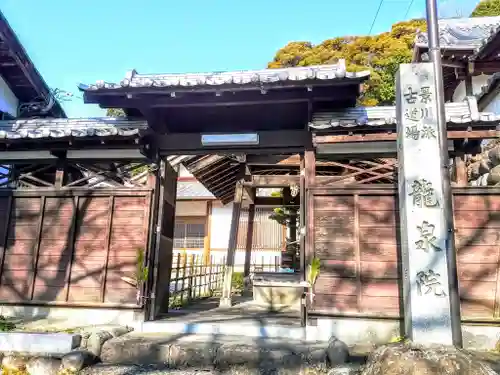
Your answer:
78;61;370;95
0;10;66;118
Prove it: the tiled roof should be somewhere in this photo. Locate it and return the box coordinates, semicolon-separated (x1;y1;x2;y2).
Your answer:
0;118;147;139
309;96;499;130
477;73;500;103
176;180;215;199
78;60;370;91
415;16;500;51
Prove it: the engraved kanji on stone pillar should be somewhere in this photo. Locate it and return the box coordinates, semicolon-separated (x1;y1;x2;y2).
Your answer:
397;63;453;346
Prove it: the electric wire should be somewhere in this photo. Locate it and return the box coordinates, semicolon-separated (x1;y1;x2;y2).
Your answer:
404;0;416;20
368;0;385;35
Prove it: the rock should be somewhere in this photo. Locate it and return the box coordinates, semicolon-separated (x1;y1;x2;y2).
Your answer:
86;330;113;357
215;342;302;370
330;363;363;375
2;354;28;371
326;336;349;365
361;343;497;375
26;357;61;375
78;331;92;349
62;349;99;371
169;340;219;367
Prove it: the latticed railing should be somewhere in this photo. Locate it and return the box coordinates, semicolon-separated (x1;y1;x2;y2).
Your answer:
1;161;154;189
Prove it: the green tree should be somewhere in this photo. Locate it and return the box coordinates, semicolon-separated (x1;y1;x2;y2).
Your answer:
106;108;126;117
268;19;426;106
471;0;500;17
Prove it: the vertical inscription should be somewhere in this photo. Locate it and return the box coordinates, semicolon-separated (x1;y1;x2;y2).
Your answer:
397;63;453;345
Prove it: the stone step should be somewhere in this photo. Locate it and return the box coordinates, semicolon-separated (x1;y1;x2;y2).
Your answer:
135;320;327;342
100;333;359;370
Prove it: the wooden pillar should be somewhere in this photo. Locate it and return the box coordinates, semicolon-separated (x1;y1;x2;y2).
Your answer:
301;151;315;326
454;154;468;187
304;150;316;268
465;73;473;96
243;203;255;278
203;201;212;264
54;166;65;188
219;181;244;308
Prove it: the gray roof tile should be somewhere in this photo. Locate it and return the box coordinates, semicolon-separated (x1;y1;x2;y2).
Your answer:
78;60;370;91
309;96;499;130
415;16;500;51
0;118;147;139
176;180;215;199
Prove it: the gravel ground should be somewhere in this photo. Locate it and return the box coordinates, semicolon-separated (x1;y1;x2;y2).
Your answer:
81;364;332;375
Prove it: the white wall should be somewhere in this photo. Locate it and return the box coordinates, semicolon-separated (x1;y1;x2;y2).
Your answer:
0;75;18;118
452;74;490;103
483;90;500;114
178;164;194;178
174;200;281;269
173;249;281;272
210;202;233;249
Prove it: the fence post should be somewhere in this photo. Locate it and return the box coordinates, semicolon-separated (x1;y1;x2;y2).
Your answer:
187;254;194;301
180;255;187;306
196;254;201;298
208;257;214;295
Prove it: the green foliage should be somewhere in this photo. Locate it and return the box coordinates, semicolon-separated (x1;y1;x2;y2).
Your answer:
307;257;321;287
268;19;426;106
106;108;126;117
135;248;149;285
231;272;244;291
389;335;408;344
471;0;500;17
0;316;15;332
130;163;150;177
268;189;289;226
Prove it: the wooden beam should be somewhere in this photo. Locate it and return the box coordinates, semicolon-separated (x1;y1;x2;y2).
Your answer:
314;129;500;144
442;59;466;69
66;149;147;161
246;175;374;187
253;197;284;206
248;175;300;187
0;150;58;163
156;130;312;155
84;80;362;105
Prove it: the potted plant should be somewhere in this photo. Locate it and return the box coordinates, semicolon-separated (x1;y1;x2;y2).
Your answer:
306;257;321;304
121;248;149;304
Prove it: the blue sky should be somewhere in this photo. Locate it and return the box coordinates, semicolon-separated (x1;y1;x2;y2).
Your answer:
1;0;478;118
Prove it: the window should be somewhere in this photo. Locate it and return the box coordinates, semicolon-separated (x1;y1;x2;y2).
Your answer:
174;217;206;249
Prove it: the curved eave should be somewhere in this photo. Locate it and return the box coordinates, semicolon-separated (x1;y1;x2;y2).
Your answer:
309;96;499;131
78;63;371;95
0;117;147;142
0;10;66;118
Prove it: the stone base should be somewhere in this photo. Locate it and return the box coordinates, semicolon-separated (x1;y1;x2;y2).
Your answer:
219;297;232;308
0;304;143;327
0;332;80;356
252;285;302;310
361;343;495;375
315;317;500;351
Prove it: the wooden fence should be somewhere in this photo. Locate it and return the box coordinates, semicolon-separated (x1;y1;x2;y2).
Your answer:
309;186;500;322
168;254;226;308
0;189;152;307
168;254;283;308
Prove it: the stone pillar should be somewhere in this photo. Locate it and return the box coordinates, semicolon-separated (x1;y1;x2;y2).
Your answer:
396;62;456;346
219;182;243;308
